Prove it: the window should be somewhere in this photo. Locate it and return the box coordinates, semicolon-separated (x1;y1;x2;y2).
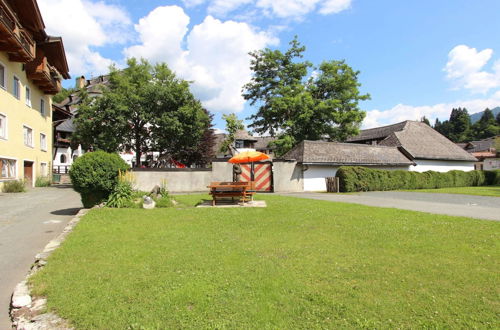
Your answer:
40;163;47;176
60;154;67;164
0;63;5;89
40;133;47;151
23;125;33;147
0;114;6;139
13;76;20;99
25;86;31;107
40;99;45;116
0;158;16;179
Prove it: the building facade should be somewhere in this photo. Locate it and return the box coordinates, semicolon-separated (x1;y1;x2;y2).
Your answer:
0;0;69;188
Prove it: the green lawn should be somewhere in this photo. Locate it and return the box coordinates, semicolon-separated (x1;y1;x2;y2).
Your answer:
31;195;499;329
404;185;500;197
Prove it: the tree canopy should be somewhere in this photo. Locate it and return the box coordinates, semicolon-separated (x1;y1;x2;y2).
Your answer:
243;37;369;156
434;107;500;142
73;58;212;167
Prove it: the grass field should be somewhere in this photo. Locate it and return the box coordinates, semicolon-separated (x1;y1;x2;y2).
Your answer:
31;194;499;329
405;186;500;197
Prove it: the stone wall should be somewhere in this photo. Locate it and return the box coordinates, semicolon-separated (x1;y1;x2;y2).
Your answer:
133;169;212;192
272;160;303;192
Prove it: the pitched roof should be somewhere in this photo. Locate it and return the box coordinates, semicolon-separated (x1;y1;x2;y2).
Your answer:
464;136;498;153
346;121;408;142
380;122;477;161
254;136;275;150
350;121;477;162
283;141;415;166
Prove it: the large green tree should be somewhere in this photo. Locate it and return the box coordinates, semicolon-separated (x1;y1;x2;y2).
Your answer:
243;38;369;156
448;107;472;142
74;58;210;166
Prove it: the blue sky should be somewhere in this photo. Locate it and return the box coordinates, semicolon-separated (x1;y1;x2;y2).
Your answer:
38;0;500;130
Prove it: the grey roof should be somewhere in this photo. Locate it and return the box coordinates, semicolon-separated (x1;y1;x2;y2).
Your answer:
56;117;75;133
464;136;498;153
283;140;415;165
234;130;257;141
376;121;477;161
347;121;408;142
254;136;275;150
348;121;477;162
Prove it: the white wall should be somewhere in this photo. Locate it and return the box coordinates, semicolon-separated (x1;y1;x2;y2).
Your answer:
483;158;500;170
303;165;411;192
410;160;475;172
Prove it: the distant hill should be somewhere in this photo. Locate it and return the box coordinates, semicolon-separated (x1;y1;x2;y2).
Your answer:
470;107;500;123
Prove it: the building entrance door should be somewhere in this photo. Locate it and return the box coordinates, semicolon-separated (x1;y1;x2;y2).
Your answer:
23;161;33;187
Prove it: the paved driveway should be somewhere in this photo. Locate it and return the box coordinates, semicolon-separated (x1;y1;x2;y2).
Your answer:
0;186;81;329
278;191;500;221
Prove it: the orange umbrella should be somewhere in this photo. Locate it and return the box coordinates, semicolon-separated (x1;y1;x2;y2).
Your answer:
228;151;270;182
228;151;270;164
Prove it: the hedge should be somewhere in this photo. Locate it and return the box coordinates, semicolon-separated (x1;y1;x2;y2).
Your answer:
70;151;129;208
335;166;500;192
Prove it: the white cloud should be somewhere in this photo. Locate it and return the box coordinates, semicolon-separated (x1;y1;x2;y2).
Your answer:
444;45;500;93
38;0;131;76
364;93;500;129
125;6;278;113
182;0;351;19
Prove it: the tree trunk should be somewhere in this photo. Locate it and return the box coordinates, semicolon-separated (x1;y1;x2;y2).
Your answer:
135;136;141;168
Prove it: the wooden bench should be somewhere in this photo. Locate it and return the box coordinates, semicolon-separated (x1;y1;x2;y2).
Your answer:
207;181;254;206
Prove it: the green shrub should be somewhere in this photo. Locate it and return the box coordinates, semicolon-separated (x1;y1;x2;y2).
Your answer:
106;181;133;208
484;169;500;185
336;166;490;192
2;179;26;193
155;195;173;208
69;151;129;208
35;176;51;187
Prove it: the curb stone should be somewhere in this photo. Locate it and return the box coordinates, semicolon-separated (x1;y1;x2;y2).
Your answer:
10;208;91;330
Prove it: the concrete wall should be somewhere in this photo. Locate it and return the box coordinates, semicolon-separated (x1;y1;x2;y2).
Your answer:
410;160;475;172
133;169;212;192
132;161;234;192
303;165;411;191
211;161;233;182
273;161;303;192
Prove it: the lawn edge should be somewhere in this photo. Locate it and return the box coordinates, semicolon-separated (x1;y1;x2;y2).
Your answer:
10;208;91;329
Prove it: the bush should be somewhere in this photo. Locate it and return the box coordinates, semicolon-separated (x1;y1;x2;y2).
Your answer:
35;176;51;187
106;181;133;208
484;169;500;185
2;179;26;193
155;195;173;208
70;151;129;208
336;166;492;192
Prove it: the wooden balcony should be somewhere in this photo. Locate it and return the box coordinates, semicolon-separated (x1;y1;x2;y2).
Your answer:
26;50;63;94
0;0;35;62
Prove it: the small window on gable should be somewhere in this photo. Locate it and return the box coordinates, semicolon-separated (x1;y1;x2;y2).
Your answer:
60;154;67;164
0;63;5;89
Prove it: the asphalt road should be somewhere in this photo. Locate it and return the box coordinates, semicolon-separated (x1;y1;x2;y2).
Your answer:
278;191;500;221
0;186;81;329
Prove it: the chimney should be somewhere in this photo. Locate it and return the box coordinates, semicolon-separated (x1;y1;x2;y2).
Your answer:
75;76;86;89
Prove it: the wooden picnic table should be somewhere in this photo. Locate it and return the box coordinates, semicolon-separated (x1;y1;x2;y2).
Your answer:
207;181;255;206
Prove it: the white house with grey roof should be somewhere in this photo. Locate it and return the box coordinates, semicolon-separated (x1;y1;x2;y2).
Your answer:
347;121;477;172
282;121;477;192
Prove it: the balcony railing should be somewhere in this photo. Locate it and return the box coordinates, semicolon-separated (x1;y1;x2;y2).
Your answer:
0;0;36;62
26;53;63;94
